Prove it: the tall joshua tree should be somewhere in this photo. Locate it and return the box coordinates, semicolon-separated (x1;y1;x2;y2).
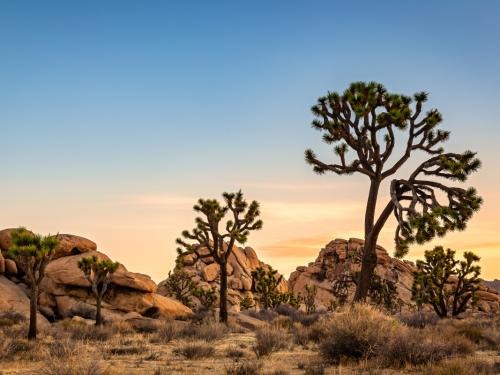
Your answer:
78;255;119;326
305;82;482;301
177;190;262;323
8;227;59;340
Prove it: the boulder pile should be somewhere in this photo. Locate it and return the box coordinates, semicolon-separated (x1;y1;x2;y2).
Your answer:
0;228;191;323
158;244;287;311
288;238;500;313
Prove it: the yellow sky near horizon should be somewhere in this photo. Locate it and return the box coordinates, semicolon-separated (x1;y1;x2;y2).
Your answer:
1;177;498;283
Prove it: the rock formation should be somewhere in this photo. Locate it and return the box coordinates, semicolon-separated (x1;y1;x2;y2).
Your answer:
0;228;191;323
158;244;287;311
289;238;500;313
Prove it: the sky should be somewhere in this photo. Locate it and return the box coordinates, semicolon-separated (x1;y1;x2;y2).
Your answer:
1;1;499;282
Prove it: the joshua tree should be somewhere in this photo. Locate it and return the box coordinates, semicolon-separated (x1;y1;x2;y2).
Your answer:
303;285;317;314
177;190;263;323
78;255;119;325
305;81;482;301
162;261;198;307
8;227;59;340
252;266;285;309
412;246;481;318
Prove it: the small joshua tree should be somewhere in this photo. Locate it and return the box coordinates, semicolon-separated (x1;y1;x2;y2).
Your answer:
304;285;317;314
163;260;198;307
78;255;119;325
252;266;285;309
193;286;218;311
177;190;262;323
239;295;255;310
305;82;482;301
412;246;481;318
8;227;59;340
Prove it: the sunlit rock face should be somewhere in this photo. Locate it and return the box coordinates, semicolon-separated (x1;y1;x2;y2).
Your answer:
157;243;287;312
0;229;192;322
289;238;500;313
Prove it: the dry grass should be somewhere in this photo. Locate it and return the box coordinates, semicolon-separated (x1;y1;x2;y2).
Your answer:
0;307;499;375
225;361;261;375
173;341;215;359
252;327;289;358
423;356;499;375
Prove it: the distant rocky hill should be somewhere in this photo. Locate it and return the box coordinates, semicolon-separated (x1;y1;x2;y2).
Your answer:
158;243;287;311
289;238;500;313
0;228;191;324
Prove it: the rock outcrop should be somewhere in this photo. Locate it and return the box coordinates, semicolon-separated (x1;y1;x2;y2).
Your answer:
289;238;500;313
0;229;191;322
158;244;287;311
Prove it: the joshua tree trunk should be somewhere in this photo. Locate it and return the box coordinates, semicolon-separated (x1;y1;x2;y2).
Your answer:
95;296;103;326
28;284;38;340
219;261;228;323
354;180;394;302
354;179;380;302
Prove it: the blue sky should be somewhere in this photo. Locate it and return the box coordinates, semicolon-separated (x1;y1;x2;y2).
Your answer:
1;1;499;281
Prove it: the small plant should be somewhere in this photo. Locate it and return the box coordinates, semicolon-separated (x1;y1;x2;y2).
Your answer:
412;246;481;317
239;295;254;310
162;261;198;307
303;285;317;314
252;327;288;357
173;342;215;359
8;227;59;340
78;255;120;325
225;361;261;375
193;286;218;311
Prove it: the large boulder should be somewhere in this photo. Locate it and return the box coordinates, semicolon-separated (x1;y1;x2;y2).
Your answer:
0;252;5;274
53;234;97;259
0;276;50;329
4;259;18;275
44;251;156;293
289;238;500;314
158;243;287;312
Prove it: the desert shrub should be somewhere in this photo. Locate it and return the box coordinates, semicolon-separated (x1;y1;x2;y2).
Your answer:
69;325;113;341
173;342;215;359
243;308;278;322
180;321;228;341
130;318;161;334
440;318;500;350
269;370;289;375
0;311;25;327
149;320;182;344
273;304;320;326
291;321;326;346
39;357;105;375
424;356;498;375
1;338;43;360
252;327;288;357
110;321;134;335
398;311;439;328
381;326;474;367
225;361;261;375
319;304;398;363
303;364;325;375
107;345;146;356
47;339;80;358
226;346;246;358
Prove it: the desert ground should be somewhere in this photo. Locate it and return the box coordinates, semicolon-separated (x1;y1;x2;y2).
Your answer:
1;305;499;375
